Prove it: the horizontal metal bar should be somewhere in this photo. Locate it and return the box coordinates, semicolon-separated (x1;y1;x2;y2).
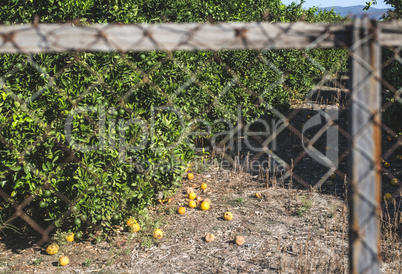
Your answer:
1;21;400;53
0;22;353;53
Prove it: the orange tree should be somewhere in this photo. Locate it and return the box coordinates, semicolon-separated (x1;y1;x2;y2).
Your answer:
0;0;348;237
365;1;402;133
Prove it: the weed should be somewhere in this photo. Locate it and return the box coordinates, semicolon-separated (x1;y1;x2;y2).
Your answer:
141;237;153;248
31;256;43;266
0;215;20;237
297;196;312;216
227;197;248;207
52;229;72;246
83;258;93;267
107;258;114;266
137;208;166;231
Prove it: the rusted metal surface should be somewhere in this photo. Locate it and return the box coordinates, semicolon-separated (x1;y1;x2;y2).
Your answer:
0;21;401;53
0;22;363;53
348;17;381;274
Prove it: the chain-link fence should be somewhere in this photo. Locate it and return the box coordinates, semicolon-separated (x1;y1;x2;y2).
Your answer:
0;18;401;272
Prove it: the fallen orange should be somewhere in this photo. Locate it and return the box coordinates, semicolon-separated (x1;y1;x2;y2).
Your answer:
153;229;163;239
224;212;233;221
384;193;392;201
235;236;245;245
391;178;399;186
59;255;69;266
189;200;196;208
66;232;74;242
126;218;137;227
188;192;196;200
129;223;140;233
201;201;210;211
205;233;215;242
46;243;59;255
177;207;186;214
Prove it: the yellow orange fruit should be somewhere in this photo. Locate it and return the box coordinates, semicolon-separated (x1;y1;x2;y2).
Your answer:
200;183;207;190
255;192;262;198
59;255;69;266
46;243;59;255
235;236;245;245
187;173;194;180
158;198;170;204
189;200;196;208
177;207;186;214
384;162;390;168
384;193;392;201
126;218;137;227
205;233;215;242
200;201;210;211
188;192;196;200
153;229;163;239
391;178;399;186
66;232;74;242
224;212;233;221
387;136;392;141
129;223;140;233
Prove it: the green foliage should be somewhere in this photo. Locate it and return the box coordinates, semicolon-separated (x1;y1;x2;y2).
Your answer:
297;195;312;216
0;52;192;236
83;258;93;267
365;2;401;132
0;0;347;24
382;47;402;132
365;0;401;19
0;0;349;236
31;256;44;266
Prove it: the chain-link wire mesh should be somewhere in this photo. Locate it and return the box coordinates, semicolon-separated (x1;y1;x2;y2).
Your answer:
0;19;401;272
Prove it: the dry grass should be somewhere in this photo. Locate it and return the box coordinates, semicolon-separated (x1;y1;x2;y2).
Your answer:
0;155;400;273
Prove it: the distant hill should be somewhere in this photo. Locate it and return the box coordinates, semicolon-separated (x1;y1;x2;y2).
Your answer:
320;5;391;20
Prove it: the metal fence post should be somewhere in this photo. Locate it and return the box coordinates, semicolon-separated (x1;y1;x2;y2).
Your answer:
349;17;382;273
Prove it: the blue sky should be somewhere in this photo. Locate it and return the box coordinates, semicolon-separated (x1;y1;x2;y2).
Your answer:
281;0;391;9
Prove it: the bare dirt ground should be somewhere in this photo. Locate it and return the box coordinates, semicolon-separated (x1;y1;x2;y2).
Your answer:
0;106;401;273
0;165;350;273
1;161;401;273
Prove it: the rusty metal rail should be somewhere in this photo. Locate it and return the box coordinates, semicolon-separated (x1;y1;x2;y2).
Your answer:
0;21;401;53
349;18;382;274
